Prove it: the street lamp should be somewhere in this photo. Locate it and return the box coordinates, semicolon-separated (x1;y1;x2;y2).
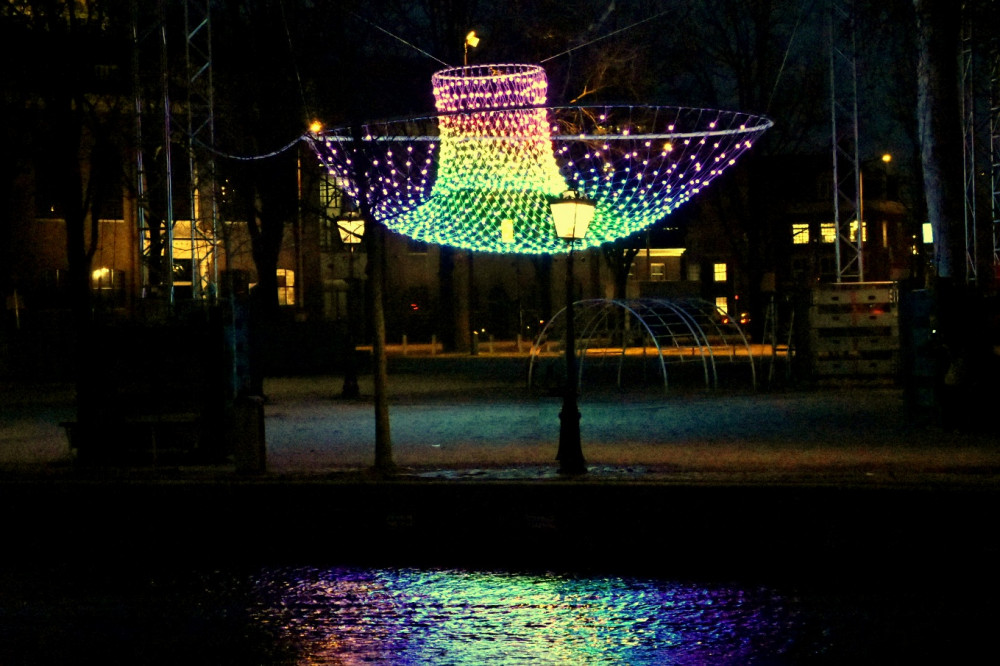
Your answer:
549;189;596;475
338;211;364;399
464;31;479;66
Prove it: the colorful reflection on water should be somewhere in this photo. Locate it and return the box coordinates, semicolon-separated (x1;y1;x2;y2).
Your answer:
248;567;804;664
0;563;987;663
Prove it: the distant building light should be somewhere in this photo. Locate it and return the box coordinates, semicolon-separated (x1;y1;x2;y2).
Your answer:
713;263;727;282
791;223;809;245
820;223;836;244
922;222;933;244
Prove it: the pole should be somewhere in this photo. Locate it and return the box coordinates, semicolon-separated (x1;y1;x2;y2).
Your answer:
341;246;360;398
557;244;586;474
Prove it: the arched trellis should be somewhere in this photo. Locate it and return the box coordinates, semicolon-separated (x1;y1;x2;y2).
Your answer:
528;298;756;391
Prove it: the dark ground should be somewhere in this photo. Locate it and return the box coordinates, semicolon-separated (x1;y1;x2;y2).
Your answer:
2;351;997;574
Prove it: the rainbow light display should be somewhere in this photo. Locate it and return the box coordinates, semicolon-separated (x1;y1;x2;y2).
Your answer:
307;64;772;254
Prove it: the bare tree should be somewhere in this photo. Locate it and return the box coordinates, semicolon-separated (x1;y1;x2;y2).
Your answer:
1;1;132;432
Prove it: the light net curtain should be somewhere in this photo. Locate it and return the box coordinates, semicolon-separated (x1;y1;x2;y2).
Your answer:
309;64;771;254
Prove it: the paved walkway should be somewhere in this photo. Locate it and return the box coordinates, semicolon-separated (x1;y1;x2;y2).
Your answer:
3;356;999;586
259;360;1000;488
3;353;998;488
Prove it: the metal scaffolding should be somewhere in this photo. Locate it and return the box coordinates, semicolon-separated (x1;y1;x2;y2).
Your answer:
828;0;863;283
183;0;219;300
962;10;978;284
131;0;218;308
992;34;1000;275
132;0;174;304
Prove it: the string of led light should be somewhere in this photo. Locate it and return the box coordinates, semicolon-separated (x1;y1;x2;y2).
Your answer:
305;64;771;254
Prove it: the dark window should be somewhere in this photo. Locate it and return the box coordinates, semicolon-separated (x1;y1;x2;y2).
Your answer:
320;218;335;252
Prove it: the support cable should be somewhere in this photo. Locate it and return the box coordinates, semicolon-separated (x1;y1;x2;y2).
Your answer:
347;10;449;67
539;8;672;64
278;0;313;124
766;0;818;114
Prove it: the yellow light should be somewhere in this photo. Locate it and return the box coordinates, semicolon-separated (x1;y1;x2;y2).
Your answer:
500;219;515;243
309;120;323;134
881;153;891;163
465;31;480;48
549;190;596;241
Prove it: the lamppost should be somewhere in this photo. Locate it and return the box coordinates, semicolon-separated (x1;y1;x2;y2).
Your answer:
338;211;364;399
549;189;596;475
464;31;479;66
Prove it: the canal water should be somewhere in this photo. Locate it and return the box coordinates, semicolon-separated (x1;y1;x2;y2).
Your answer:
0;564;986;664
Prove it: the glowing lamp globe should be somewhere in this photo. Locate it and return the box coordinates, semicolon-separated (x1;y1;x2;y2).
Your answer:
306;63;771;255
337;212;364;246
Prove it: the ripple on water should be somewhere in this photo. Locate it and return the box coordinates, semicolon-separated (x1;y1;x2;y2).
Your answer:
245;566;809;665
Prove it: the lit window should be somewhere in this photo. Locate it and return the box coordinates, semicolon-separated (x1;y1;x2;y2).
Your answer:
91;267;125;306
650;263;665;281
713;263;727;282
922;222;933;244
276;268;295;306
820;223;836;244
716;296;728;313
91;267;112;286
850;220;867;243
792;223;809;244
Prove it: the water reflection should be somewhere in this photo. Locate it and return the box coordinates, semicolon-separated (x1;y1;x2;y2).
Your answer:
248;567;803;664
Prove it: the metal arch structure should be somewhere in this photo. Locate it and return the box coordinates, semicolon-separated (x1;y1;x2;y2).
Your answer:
528;298;756;392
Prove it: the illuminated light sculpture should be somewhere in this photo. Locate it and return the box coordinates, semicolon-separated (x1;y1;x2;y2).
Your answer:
306;63;771;254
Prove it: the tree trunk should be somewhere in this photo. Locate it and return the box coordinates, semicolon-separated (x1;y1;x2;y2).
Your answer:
367;217;394;473
351;124;394;473
437;246;471;352
911;0;986;430
913;0;965;282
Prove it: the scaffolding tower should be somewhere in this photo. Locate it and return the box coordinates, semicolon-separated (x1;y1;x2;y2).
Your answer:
183;0;219;300
960;2;1000;288
131;0;218;308
961;9;978;284
828;0;863;283
132;0;174;304
992;30;1000;276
